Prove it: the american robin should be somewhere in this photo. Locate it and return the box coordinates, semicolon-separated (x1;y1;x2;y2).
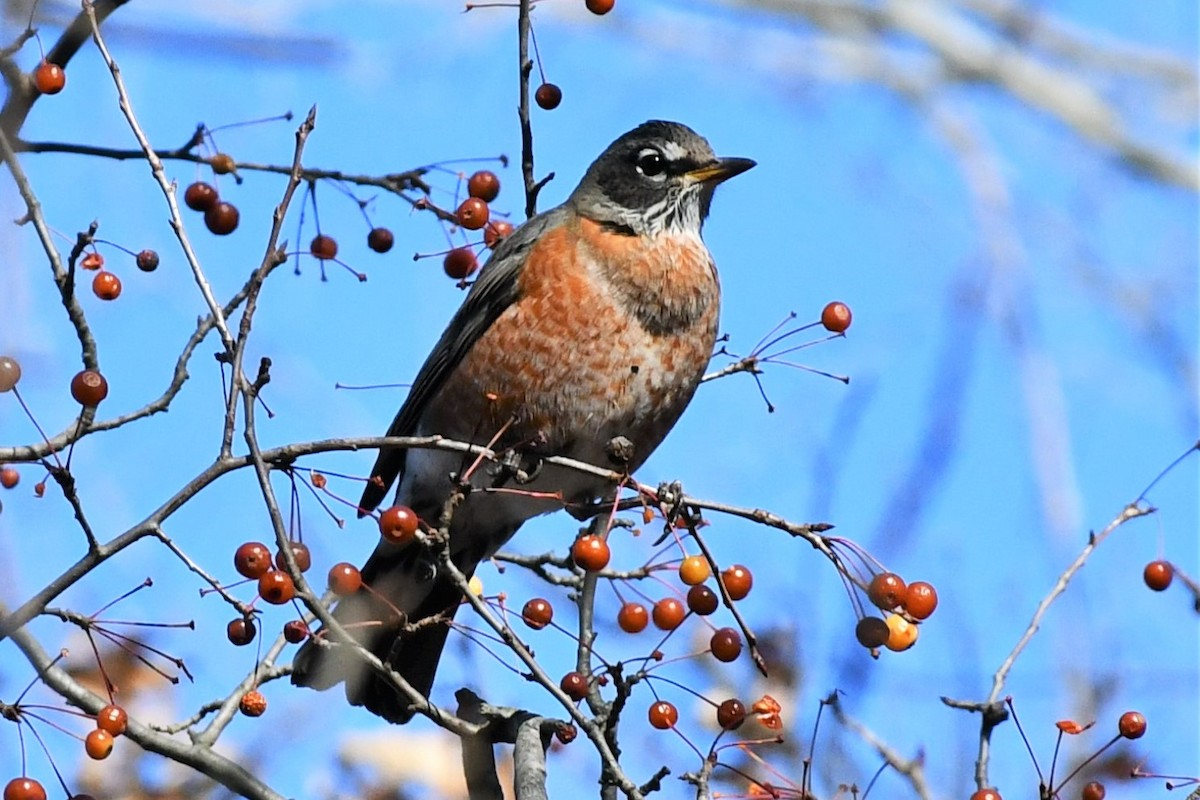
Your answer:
291;120;754;722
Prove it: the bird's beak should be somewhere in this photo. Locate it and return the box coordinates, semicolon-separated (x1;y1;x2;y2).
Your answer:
687;156;756;185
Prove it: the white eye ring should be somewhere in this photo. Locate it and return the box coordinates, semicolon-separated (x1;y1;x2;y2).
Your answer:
635;148;666;178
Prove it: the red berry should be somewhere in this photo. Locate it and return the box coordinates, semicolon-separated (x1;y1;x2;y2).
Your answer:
720;564;753;600
283;620;309;644
867;572;907;610
379;504;420;545
210;153;236;175
521;598;554;630
821;301;852;333
184;182;218;212
309;234;338;260
204;201;240;235
95;704;127;736
257;570;295;605
327;562;362;596
716;698;746;730
586;0;615;13
273;541;312;573
84;728;114;760
0;468;18;489
70;369;108;406
648;700;678;730
484;220;515;248
617;602;649;633
1081;782;1106;800
1143;560;1173;591
969;791;1002;800
226;617;257;646
135;249;160;272
455;197;490;230
903;581;938;620
33;60;65;94
535;82;562;110
92;270;122;301
652;597;686;630
367;227;394;253
686;584;718;616
33;482;45;497
571;534;611;571
443;247;479;280
0;356;21;392
467;170;501;202
855;616;890;649
239;689;267;717
559;671;587;701
3;778;47;800
234;541;272;579
678;555;710;586
81;252;104;271
710;627;743;662
1117;710;1146;739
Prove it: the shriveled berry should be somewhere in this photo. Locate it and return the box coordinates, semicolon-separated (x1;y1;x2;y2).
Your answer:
204;201;240;235
443;247;479;280
239;689;267;717
884;613;918;651
234;541;272;579
678;555;710;586
367;227;394;253
560;671;587;701
821;301;852;333
455;197;490;230
1117;710;1146;739
34;61;66;94
226;617;257;646
1081;782;1106;800
257;570;295;605
283;620;308;643
327;562;362;596
184;182;218;212
720;564;753;600
617;602;648;633
571;534;611;571
467;170;501;202
310;234;338;260
95;704;128;736
716;698;746;730
210;153;236;174
647;700;678;730
903;581;938;620
484;220;515;248
855;616;890;649
652;597;686;630
84;728;114;760
135;249;160;272
521;597;554;630
273;541;311;573
4;777;47;800
81;252;104;271
0;356;21;392
0;468;18;489
535;82;562;110
1143;560;1173;591
710;627;743;662
70;369;108;406
379;504;420;545
92;270;122;300
686;584;718;616
867;572;907;610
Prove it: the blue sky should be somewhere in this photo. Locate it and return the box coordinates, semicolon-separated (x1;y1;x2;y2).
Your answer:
1;2;1196;799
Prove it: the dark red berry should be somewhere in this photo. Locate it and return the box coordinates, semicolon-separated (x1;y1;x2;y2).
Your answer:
184;182;218;212
70;370;109;406
227;617;257;646
234;542;272;579
467;170;501;202
367;227;394;253
535;83;562;110
443;247;478;280
135;249;160;272
204;201;240;235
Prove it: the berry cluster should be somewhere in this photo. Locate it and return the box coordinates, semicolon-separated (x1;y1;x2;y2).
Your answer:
854;572;938;653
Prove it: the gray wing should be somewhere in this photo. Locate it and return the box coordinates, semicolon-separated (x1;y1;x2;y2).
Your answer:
357;205;568;515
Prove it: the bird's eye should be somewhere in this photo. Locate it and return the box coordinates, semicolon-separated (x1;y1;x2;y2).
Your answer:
635;148;666;178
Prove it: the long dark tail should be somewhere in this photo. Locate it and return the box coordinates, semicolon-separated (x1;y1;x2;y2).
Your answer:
291;544;468;724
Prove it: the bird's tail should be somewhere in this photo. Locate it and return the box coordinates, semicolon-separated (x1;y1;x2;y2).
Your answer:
291;544;466;724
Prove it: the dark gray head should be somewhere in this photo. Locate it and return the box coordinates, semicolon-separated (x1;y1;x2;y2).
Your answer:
569;120;755;237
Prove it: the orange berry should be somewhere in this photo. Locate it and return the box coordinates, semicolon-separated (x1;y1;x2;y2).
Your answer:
821;301;852;333
652;597;686;630
210;153;236;174
4;778;47;800
617;602;649;633
867;572;907;610
273;541;312;573
1143;560;1173;591
81;252;104;271
884;613;918;651
327;562;362;596
647;700;678;730
239;689;267;717
95;704;127;736
443;247;478;280
70;369;108;406
720;564;753;600
92;270;122;300
379;504;420;545
903;581;938;620
33;60;65;94
467;170;501;202
483;220;515;248
678;555;710;586
1117;710;1146;739
710;627;743;662
969;791;1002;800
84;728;114;760
571;534;611;571
535;82;562;110
234;541;272;579
1081;782;1106;800
586;0;615;14
257;570;295;605
455;197;490;230
310;234;338;260
0;468;18;489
